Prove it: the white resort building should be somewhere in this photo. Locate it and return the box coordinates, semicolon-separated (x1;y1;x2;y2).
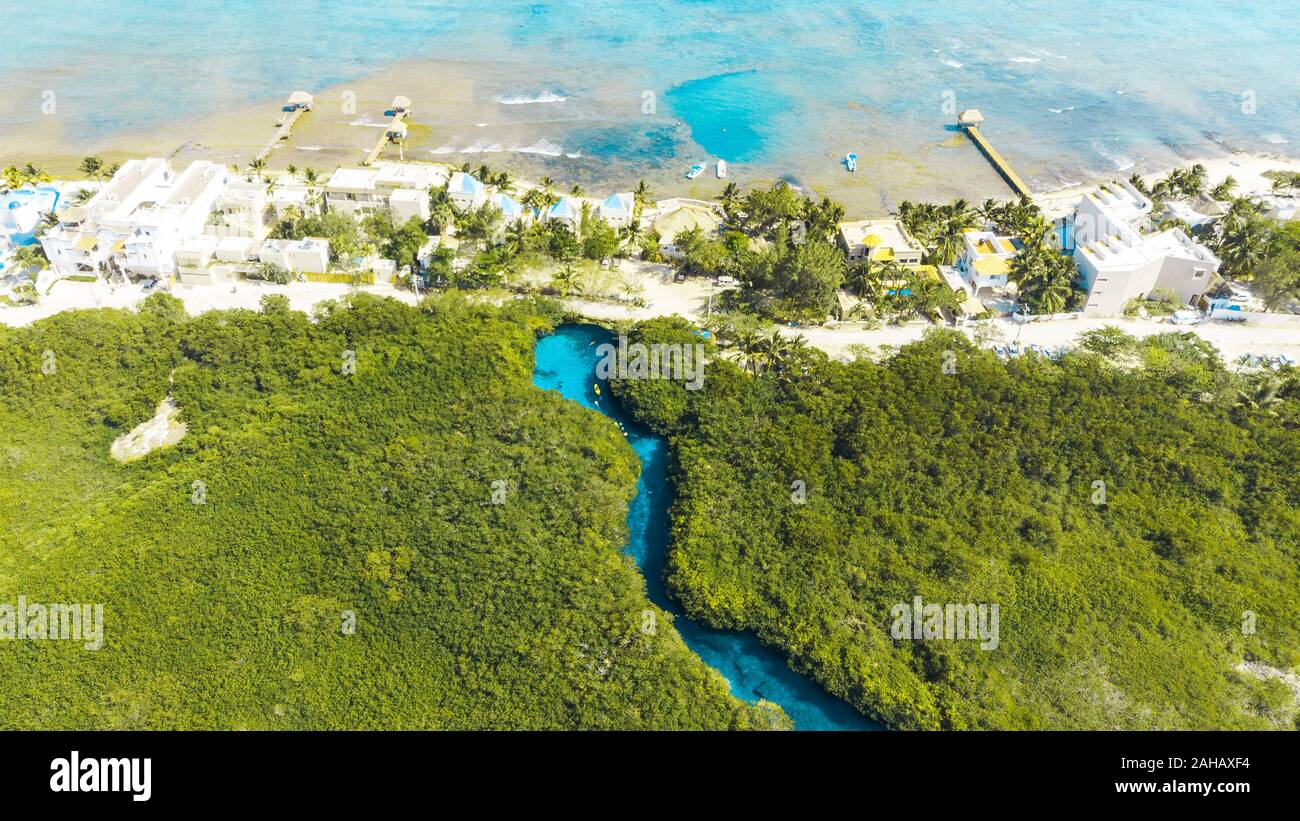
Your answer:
325;161;445;220
258;238;330;275
41;158;229;280
598;192;636;227
488;192;526;222
547;196;585;228
447;172;487;211
1071;179;1220;316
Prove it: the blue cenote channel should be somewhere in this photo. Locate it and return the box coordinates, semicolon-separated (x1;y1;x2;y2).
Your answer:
533;324;878;731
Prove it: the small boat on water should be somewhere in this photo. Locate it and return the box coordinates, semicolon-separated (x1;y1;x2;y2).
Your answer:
716;159;728;178
845;153;858;173
593;384;601;396
685;162;706;179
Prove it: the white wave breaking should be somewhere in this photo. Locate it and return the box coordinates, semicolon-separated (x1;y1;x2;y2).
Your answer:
494;91;567;105
430;139;571;158
1091;139;1135;172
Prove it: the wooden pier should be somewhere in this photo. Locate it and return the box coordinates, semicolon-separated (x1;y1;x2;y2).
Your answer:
255;91;314;163
957;109;1031;199
363;95;413;166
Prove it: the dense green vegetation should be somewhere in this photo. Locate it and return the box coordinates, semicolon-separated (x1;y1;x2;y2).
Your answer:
673;182;850;322
0;294;780;729
612;317;1300;729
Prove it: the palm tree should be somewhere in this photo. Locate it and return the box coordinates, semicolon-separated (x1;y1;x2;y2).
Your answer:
1210;176;1237;201
758;330;803;374
732;329;763;374
632;179;652;216
569;183;585;197
11;243;48;276
1008;244;1049;290
247;158;268;182
503;219;530;257
492;170;515;194
550;264;579;298
303;167;320;186
1213;215;1270;276
717;182;741;219
21;163;51;184
929;218;967;266
846;258;880;300
976;198;1001;226
1234;377;1284;418
1026;271;1072;314
1150;177;1174;204
947;198;975;227
1186;163;1207;198
78;155;105;182
1127;174;1151;197
72;188;95;205
2;166;24;192
619;219;644;257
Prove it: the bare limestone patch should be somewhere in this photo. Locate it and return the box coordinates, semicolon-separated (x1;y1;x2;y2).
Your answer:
1236;661;1300;702
110;399;188;463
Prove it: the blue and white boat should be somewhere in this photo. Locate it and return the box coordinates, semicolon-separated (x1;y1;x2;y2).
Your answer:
685;162;706;179
845;153;858;172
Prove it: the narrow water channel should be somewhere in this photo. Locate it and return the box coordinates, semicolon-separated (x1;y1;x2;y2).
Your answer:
533;324;878;730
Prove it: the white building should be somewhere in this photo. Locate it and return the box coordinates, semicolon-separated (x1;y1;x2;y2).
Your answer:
546;196;584;228
837;219;925;264
258;238;330;275
384;188;426;225
598;192;636;227
488;192;526;223
447;172;487;210
41;158;228;280
119;161;229;278
955;230;1023;292
1072;179;1221;316
325;162;445;219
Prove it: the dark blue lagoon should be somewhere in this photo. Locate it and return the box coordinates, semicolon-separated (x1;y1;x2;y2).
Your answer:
533;324;878;731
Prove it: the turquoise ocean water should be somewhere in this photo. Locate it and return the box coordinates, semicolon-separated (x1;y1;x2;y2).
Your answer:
1;1;1297;192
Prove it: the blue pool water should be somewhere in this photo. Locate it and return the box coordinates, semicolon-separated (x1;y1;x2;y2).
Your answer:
533;324;878;730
